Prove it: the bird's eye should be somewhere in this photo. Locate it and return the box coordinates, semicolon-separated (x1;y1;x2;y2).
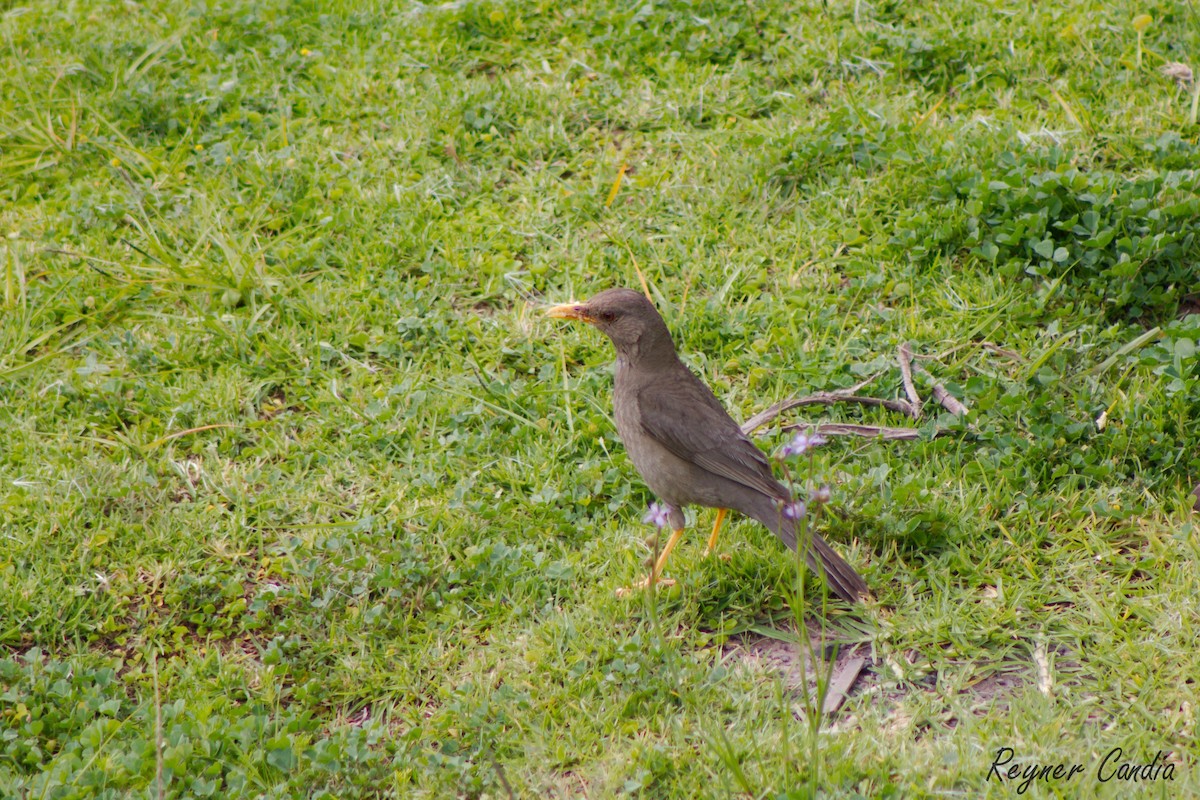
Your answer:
597;310;616;322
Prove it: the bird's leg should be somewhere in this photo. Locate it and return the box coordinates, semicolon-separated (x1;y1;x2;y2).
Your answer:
617;527;684;596
703;508;728;557
650;527;684;581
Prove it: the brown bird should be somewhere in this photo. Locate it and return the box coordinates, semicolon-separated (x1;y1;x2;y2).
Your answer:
547;288;868;603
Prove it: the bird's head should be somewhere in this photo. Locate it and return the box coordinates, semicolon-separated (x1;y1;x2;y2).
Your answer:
546;288;676;361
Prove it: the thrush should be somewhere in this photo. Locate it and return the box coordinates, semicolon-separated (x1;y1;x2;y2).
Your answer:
548;288;868;603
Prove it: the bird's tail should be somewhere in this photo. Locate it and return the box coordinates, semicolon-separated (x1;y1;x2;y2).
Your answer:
746;497;869;604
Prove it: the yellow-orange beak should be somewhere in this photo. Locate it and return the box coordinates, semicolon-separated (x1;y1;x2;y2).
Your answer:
546;302;594;323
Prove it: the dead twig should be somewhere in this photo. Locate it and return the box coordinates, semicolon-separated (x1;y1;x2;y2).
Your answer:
741;344;971;438
780;422;941;441
982;342;1024;361
741;375;900;435
916;367;970;416
930;383;970;416
897;343;921;419
822;654;868;715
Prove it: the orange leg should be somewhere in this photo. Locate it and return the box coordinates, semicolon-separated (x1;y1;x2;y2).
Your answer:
650;527;685;582
703;508;728;557
618;527;685;595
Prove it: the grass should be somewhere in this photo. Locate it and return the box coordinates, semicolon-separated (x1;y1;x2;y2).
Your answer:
2;0;1199;797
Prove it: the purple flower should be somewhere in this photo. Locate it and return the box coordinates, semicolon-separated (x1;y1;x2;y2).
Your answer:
782;500;807;520
781;430;828;458
642;502;671;530
781;433;810;457
810;485;832;505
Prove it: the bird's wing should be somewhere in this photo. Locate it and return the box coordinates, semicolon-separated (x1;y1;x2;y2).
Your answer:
635;372;787;501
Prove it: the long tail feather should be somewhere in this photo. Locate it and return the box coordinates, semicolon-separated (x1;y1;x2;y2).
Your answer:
743;496;869;604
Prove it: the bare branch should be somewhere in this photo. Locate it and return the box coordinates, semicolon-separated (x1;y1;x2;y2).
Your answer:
741;392;915;435
915;367;969;416
897;343;922;419
780;422;942;440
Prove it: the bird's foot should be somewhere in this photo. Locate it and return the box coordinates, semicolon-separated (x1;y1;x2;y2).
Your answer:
702;546;732;561
615;577;677;597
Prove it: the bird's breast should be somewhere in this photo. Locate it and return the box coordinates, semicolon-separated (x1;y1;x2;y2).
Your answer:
612;383;741;509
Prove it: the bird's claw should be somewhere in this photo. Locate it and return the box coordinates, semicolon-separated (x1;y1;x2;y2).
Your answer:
702;547;731;562
615;577;676;597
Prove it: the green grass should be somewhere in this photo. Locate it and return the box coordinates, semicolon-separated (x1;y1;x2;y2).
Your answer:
2;0;1199;797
